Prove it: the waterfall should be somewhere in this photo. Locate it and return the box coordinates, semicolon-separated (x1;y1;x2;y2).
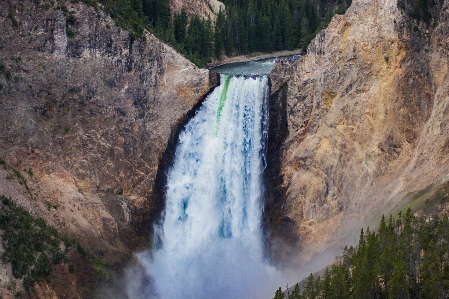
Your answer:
130;73;279;299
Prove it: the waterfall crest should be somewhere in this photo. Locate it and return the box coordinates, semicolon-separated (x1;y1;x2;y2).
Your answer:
131;74;279;299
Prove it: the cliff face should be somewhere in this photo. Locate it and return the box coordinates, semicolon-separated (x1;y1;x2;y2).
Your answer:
0;0;216;296
269;0;449;268
169;0;225;19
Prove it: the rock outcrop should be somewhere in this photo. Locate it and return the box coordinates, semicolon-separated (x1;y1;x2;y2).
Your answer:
268;0;449;271
170;0;225;19
0;0;216;296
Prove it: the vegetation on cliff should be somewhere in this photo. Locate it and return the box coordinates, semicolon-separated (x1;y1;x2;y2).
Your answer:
77;0;351;66
0;195;110;293
399;0;444;24
273;207;449;298
215;0;351;56
0;195;71;291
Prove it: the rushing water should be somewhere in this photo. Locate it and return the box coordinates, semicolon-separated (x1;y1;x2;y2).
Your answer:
128;61;279;299
211;58;275;76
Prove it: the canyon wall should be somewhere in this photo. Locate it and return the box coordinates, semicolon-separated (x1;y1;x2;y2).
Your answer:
3;0;449;295
170;0;225;19
0;0;216;297
268;0;449;269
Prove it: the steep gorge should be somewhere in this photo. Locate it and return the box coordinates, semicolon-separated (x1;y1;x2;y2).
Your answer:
2;0;449;296
268;0;449;273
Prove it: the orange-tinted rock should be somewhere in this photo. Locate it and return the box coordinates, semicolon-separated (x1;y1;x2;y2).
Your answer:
268;0;449;272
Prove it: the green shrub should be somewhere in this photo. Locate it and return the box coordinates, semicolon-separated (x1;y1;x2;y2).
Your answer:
67;15;76;24
88;253;111;282
66;30;75;38
76;243;86;256
5;70;11;81
58;5;68;13
8;12;19;28
11;168;30;194
0;195;73;290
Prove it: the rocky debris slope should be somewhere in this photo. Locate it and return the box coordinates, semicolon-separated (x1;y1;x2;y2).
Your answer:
268;0;449;270
0;0;216;296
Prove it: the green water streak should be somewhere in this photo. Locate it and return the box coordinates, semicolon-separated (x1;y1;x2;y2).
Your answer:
215;75;231;135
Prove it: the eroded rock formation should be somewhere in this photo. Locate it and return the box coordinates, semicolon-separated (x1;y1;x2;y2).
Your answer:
170;0;225;19
268;0;449;270
0;0;216;296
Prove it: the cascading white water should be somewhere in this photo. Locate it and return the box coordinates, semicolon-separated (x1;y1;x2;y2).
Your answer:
130;72;280;299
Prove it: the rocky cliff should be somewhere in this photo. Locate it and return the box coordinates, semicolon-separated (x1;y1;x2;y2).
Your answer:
0;0;216;297
170;0;225;19
268;0;449;271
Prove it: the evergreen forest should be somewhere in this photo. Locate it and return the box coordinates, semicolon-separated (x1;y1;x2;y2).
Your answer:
273;208;449;299
214;0;351;56
79;0;352;66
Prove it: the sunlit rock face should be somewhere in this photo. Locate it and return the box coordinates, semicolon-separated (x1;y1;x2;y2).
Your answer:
268;0;449;271
169;0;225;20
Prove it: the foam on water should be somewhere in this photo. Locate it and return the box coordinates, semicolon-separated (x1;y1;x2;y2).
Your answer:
128;72;280;299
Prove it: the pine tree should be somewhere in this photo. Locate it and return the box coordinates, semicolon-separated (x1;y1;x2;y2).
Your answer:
282;2;296;50
321;268;331;298
174;10;188;44
273;8;283;51
201;18;213;59
155;0;171;29
260;15;274;52
300;16;309;49
290;283;301;299
304;273;317;299
389;249;408;299
214;9;226;59
352;228;369;298
421;240;442;299
273;211;449;299
273;287;285;299
142;0;155;25
130;0;143;17
376;215;394;296
239;16;249;53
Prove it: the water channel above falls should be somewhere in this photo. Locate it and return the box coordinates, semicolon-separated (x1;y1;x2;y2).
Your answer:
210;57;276;76
130;59;281;299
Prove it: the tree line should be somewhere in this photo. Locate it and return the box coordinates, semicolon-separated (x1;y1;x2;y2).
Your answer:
80;0;351;67
273;207;449;299
215;0;351;57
